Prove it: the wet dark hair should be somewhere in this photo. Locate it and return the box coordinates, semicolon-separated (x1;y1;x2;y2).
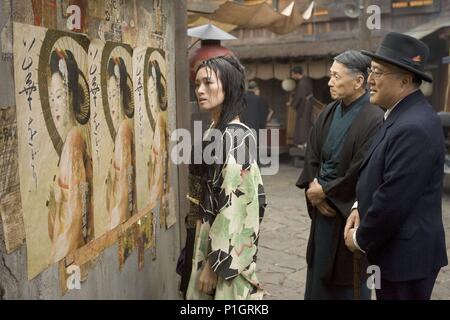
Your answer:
50;49;89;124
108;57;134;118
196;55;246;132
149;60;168;111
334;50;371;84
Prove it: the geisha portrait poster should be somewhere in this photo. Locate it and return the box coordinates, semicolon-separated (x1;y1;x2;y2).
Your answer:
88;40;136;238
13;23;93;279
133;46;173;238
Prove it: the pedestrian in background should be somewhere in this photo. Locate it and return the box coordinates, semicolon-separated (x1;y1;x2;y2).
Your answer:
288;66;314;149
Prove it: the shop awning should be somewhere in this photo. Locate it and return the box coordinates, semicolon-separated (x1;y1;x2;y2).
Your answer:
188;0;304;35
245;59;332;80
227;33;384;60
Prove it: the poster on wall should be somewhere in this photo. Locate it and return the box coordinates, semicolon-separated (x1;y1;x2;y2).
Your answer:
133;46;170;244
88;40;136;239
118;222;137;271
13;23;93;279
0;105;25;253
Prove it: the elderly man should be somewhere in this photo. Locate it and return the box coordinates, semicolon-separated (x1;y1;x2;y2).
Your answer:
297;50;384;299
344;32;448;300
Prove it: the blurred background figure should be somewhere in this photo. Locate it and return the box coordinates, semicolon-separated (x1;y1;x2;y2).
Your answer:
288;66;314;150
241;80;270;137
241;80;272;166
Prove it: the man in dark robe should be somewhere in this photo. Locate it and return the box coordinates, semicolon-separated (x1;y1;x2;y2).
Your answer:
241;81;270;166
241;80;269;139
289;66;314;148
296;50;384;299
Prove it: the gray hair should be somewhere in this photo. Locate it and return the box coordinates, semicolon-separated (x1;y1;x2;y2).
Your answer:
334;50;371;83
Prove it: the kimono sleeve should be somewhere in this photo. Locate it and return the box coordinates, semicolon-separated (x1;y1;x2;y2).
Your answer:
207;159;262;281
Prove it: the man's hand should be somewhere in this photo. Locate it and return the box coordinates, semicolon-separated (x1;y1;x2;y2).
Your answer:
345;228;358;252
198;259;218;295
316;200;336;217
344;209;360;239
306;178;326;206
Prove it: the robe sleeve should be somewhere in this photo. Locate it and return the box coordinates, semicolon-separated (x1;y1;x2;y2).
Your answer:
296;106;328;189
291;83;303;111
291;78;313;114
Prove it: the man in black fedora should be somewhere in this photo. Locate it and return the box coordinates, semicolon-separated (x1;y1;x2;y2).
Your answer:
344;32;448;300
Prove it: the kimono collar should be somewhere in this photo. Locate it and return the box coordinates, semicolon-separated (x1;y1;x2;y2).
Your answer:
340;91;369;115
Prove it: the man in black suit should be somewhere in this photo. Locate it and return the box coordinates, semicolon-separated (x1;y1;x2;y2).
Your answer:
344;32;448;300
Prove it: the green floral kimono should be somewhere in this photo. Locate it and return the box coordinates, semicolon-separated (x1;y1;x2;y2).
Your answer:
186;122;267;300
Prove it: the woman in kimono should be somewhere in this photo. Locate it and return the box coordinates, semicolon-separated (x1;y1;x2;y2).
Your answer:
105;57;135;230
185;56;267;300
47;48;93;264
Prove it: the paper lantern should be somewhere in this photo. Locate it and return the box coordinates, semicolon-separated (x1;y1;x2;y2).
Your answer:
281;78;296;92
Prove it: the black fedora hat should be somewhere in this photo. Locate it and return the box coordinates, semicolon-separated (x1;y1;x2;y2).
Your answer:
361;32;432;82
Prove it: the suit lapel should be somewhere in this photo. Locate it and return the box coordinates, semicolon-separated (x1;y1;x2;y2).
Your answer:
359;120;390;171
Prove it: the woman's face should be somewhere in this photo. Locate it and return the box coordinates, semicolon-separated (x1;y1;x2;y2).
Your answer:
49;72;71;135
195;67;224;111
107;75;121;128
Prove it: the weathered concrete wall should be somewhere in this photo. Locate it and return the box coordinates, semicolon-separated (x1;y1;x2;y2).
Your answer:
0;0;188;299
